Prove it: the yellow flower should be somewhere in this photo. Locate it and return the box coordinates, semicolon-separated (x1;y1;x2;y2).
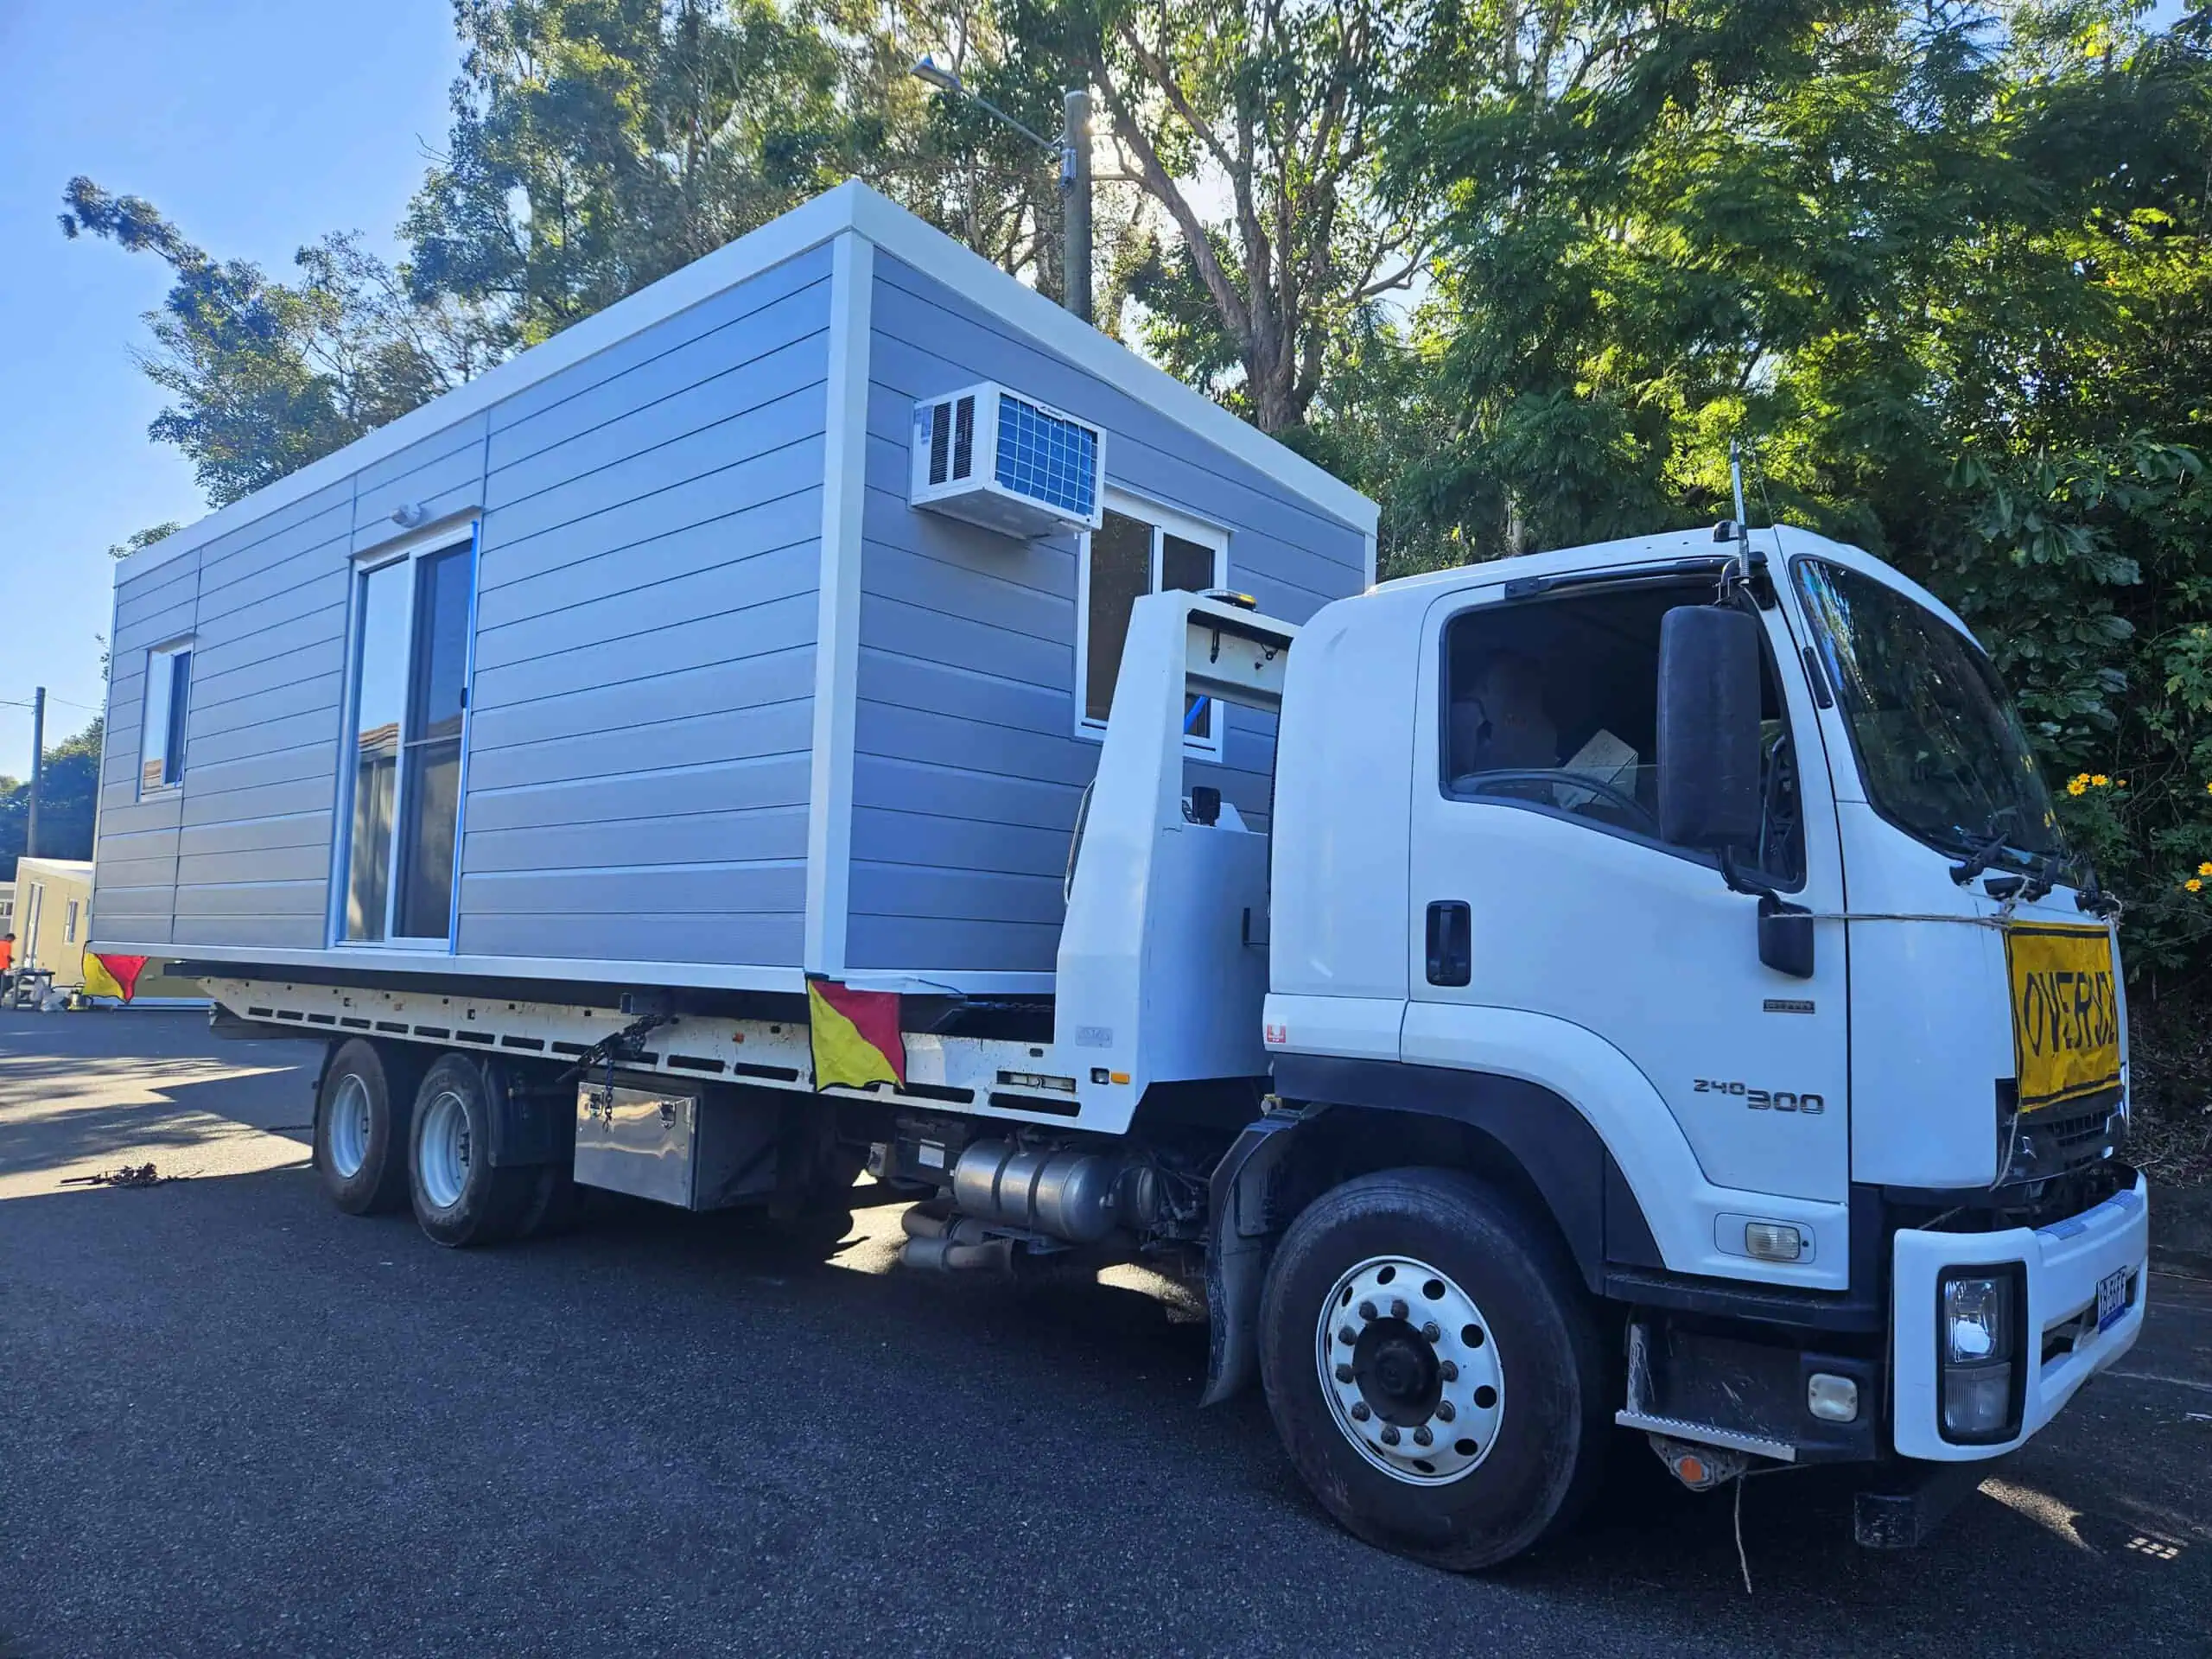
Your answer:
2118;779;2129;788
2199;862;2212;877
2092;774;2110;787
2068;779;2088;796
2190;879;2204;893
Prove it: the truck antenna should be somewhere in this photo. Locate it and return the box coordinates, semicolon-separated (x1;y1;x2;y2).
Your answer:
1730;439;1751;532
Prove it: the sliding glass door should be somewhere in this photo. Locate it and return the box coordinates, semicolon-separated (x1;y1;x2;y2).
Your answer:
341;535;475;945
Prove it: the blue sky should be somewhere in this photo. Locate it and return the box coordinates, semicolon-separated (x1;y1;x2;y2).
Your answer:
0;0;460;773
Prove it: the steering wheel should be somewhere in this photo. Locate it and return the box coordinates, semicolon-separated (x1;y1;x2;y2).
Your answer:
1453;767;1662;836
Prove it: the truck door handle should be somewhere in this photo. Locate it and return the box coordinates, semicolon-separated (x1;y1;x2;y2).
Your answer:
1426;900;1471;987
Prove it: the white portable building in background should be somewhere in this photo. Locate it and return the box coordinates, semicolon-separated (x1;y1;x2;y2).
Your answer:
89;181;1376;1001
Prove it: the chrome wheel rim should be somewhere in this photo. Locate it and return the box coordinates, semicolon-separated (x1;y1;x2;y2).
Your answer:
416;1088;472;1211
327;1075;373;1180
1314;1255;1503;1485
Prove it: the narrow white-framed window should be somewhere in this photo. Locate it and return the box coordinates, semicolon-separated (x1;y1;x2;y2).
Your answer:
64;899;79;944
139;639;194;795
1075;491;1229;754
334;527;478;948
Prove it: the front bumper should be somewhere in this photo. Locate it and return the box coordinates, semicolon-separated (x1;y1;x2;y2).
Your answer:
1891;1174;2148;1461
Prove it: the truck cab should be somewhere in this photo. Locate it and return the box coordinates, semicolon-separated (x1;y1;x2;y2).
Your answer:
1205;523;2146;1563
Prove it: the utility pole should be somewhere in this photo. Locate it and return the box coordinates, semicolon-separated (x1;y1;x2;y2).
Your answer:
1061;89;1093;324
26;686;44;860
911;57;1095;326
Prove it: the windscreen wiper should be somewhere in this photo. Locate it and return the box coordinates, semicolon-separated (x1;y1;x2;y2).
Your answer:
1948;831;2010;886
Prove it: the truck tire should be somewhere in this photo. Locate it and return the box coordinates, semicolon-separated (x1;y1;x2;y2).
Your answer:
408;1055;537;1248
1257;1167;1609;1571
314;1039;423;1216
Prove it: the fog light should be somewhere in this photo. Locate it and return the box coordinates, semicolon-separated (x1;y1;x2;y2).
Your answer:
1941;1363;2015;1439
1745;1222;1803;1262
1807;1372;1859;1423
1938;1268;2023;1444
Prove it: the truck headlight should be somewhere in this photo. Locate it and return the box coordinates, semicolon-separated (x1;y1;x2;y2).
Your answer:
1938;1267;2023;1445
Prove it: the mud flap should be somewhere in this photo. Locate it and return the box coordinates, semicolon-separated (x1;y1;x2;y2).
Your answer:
1200;1108;1303;1407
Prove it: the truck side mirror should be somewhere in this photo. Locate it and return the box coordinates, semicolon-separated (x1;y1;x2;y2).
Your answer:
1657;605;1764;851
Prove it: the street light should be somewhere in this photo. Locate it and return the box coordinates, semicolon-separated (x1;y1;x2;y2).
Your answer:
910;54;1092;324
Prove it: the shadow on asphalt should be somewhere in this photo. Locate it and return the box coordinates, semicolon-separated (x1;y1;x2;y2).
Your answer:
3;1024;2208;1655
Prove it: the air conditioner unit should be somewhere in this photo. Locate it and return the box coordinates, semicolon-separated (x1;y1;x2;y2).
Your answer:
910;383;1107;538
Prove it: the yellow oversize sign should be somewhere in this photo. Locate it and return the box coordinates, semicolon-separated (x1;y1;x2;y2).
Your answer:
2004;925;2122;1111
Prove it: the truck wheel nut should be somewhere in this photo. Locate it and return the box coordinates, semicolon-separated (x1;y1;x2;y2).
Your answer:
1358;1300;1376;1320
1435;1399;1456;1422
1440;1360;1459;1382
1338;1325;1357;1345
1380;1426;1401;1446
1390;1298;1408;1319
1421;1321;1440;1343
1336;1363;1354;1383
1350;1402;1370;1421
1413;1426;1433;1447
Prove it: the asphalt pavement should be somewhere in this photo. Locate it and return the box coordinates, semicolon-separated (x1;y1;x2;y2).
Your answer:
2;1008;2209;1657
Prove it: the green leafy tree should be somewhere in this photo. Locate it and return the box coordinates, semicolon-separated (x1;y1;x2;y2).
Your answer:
0;719;104;880
60;180;498;507
404;0;856;346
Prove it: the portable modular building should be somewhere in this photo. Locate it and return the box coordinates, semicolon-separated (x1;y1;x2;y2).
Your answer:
14;856;202;1003
89;181;1376;1001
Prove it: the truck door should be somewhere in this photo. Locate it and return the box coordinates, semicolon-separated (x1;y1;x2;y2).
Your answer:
1403;571;1851;1208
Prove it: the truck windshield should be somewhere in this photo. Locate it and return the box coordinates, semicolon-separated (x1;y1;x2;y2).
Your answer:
1794;557;2065;868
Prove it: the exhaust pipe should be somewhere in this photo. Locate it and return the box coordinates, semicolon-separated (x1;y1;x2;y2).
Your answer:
899;1205;1014;1273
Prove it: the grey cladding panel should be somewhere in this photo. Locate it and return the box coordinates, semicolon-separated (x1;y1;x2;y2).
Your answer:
491;244;832;432
472;539;818;672
845;914;1061;976
474;489;821;631
454;912;805;967
487;328;827;499
843;257;1365;976
469;591;816;711
467;647;813;755
465;753;812;835
464;804;807;875
464;698;811;794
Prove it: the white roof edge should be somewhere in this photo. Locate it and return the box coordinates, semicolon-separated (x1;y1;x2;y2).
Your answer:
120;179;1375;587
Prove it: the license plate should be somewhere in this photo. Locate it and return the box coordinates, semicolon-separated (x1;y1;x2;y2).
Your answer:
2096;1266;2130;1333
2004;925;2122;1111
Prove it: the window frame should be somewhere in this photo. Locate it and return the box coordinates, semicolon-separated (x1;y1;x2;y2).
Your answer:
1073;488;1230;757
329;523;480;952
1433;577;1808;892
138;638;194;797
64;898;79;945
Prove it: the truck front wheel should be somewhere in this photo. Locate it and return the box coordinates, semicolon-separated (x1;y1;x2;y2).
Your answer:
314;1039;423;1216
408;1055;537;1248
1257;1167;1609;1570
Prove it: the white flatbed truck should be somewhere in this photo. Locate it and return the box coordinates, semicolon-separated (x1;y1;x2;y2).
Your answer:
201;524;2148;1570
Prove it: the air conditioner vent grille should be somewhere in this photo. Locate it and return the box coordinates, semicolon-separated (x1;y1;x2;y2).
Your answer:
953;394;976;480
928;402;951;485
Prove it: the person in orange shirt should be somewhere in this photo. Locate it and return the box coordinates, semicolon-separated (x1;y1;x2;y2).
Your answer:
0;932;14;998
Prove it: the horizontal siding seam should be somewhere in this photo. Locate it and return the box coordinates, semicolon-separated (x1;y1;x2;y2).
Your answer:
478;431;823;556
465;748;813;800
469;693;813;760
491;321;831;476
477;480;823;595
473;534;821;644
486;378;829;516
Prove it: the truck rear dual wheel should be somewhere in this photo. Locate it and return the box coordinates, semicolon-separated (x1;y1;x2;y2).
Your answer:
409;1055;544;1248
1257;1167;1610;1571
314;1039;424;1215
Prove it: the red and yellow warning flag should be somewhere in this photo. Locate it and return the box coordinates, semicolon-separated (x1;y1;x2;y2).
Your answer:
82;952;149;1003
806;979;905;1090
